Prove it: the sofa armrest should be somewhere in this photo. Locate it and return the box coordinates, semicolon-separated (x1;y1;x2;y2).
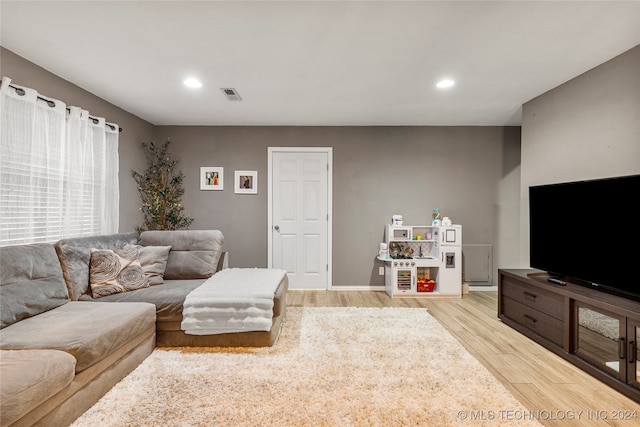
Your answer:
216;252;229;272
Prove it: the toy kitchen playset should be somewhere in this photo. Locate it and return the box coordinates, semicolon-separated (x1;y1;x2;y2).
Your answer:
378;213;462;298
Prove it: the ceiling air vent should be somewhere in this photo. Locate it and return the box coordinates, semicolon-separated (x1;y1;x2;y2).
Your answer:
220;88;242;101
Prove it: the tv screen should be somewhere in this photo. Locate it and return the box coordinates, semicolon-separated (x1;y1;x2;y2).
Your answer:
529;174;640;301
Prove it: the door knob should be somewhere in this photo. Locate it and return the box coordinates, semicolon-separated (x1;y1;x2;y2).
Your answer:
274;225;280;231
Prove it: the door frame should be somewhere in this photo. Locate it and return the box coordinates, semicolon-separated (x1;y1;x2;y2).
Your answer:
267;147;333;290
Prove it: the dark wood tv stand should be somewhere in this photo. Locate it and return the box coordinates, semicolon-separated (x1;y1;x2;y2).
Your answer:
499;269;640;403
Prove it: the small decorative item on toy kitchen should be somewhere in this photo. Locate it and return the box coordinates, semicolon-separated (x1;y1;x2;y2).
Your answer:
432;208;441;226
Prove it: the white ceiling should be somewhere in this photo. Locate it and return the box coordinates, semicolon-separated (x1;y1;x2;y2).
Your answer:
1;1;639;126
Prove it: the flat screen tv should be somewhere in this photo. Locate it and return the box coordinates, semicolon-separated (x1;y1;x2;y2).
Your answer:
529;174;640;302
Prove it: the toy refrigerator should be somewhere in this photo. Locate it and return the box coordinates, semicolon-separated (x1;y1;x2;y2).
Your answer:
437;225;462;295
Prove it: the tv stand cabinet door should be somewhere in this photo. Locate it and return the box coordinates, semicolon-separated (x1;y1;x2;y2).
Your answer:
628;320;640;390
573;301;626;382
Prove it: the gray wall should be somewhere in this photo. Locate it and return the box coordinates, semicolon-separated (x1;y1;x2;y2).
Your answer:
155;126;521;286
1;47;154;230
3;47;522;287
519;45;640;266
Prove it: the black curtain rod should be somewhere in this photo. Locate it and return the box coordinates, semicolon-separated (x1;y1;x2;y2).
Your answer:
3;81;123;132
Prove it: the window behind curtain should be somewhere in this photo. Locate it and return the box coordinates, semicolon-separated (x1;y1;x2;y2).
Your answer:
0;78;119;246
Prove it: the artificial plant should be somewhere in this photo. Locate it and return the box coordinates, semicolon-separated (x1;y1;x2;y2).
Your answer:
131;140;194;231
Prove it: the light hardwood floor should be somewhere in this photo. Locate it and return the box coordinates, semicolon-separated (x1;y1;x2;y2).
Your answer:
287;290;640;427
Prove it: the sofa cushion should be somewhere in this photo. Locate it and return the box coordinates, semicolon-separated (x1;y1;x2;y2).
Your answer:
54;233;140;300
125;244;172;285
89;247;149;298
79;279;205;322
139;230;224;280
0;349;76;427
0;301;155;373
0;243;70;329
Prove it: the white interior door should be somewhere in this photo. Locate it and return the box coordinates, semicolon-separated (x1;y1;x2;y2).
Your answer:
268;148;331;290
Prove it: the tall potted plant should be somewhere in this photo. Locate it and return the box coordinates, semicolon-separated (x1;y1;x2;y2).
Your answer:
131;140;194;231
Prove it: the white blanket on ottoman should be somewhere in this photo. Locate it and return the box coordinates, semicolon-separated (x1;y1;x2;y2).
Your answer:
181;268;286;335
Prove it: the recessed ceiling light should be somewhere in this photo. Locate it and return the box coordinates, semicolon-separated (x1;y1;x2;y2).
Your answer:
436;79;455;89
183;78;202;88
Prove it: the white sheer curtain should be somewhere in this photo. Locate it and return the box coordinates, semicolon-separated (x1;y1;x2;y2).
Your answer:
0;77;119;246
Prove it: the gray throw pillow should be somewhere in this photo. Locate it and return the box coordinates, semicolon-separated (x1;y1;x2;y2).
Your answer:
125;244;172;286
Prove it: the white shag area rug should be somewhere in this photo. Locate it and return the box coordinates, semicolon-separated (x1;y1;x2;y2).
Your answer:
72;307;542;427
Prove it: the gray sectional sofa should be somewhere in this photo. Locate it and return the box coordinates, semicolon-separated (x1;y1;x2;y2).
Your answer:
0;242;155;427
0;230;288;427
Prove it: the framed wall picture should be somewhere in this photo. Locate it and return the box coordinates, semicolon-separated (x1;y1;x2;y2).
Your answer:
234;170;257;194
200;167;223;190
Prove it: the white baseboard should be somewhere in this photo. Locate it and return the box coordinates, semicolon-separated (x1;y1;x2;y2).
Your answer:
469;285;498;292
328;285;386;291
300;284;496;292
